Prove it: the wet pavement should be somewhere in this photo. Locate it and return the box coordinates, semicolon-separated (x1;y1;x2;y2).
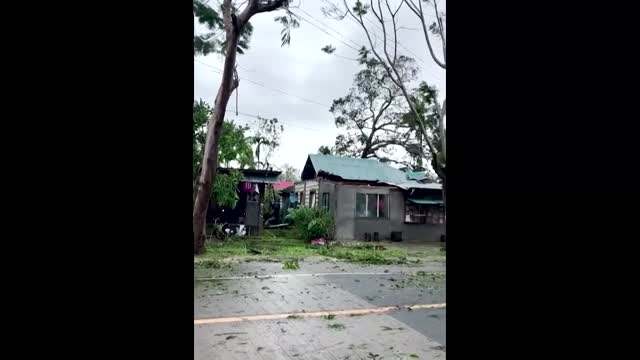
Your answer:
195;259;446;359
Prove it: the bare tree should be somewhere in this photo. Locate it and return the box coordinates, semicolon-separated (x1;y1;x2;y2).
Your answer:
193;0;296;255
278;163;300;181
404;0;446;165
330;53;417;160
249;116;284;170
324;0;446;180
324;0;447;239
404;0;446;69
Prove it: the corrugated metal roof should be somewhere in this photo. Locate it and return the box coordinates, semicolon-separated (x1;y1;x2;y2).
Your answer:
272;180;294;190
241;174;279;184
395;182;442;190
408;198;444;205
406;171;428;181
218;168;281;184
306;154;442;190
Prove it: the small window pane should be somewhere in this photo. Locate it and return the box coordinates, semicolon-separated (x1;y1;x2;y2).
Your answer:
367;194;377;217
405;203;426;223
427;207;445;224
310;191;316;208
322;193;330;211
356;193;366;216
378;194;386;218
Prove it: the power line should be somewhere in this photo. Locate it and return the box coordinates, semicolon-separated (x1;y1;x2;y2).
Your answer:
226;110;326;133
358;16;445;84
297;8;362;50
194;59;331;108
294;8;443;84
362;16;425;63
282;9;361;63
292;10;361;52
332;53;359;62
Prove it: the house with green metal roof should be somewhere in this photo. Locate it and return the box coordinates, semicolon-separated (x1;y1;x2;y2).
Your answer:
293;154;444;242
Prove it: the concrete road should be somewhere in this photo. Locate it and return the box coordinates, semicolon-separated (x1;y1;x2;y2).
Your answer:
195;260;446;359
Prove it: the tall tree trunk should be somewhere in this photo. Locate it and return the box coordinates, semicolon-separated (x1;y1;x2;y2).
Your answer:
255;141;262;169
193;3;241;255
440;171;446;240
430;158;446;242
437;101;446;241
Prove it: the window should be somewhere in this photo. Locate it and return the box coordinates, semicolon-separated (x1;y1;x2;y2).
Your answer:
321;193;330;211
405;203;444;224
426;206;445;224
405;203;426;224
356;193;386;218
310;191;317;208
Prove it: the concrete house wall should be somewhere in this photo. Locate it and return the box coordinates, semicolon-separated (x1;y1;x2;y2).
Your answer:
295;178;443;242
336;183;392;241
318;180;337;214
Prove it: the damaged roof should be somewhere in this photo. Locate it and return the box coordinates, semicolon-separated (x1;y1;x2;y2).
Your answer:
406;171;428;182
218;168;281;184
301;154;441;190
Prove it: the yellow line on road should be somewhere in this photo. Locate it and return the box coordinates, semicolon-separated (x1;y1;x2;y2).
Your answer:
194;303;446;325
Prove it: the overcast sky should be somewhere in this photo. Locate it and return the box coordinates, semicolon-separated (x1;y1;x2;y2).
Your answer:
194;0;446;173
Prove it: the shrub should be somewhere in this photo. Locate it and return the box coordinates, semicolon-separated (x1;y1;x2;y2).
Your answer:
287;207;335;241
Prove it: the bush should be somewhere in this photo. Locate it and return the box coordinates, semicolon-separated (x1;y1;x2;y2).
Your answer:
287;207;335;241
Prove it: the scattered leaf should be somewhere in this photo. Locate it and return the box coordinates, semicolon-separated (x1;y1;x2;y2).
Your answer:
283;259;300;270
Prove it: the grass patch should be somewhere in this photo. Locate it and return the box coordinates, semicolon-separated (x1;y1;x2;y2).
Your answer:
318;244;408;265
195;230;440;266
404;246;446;262
193;258;225;269
197;231;318;261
